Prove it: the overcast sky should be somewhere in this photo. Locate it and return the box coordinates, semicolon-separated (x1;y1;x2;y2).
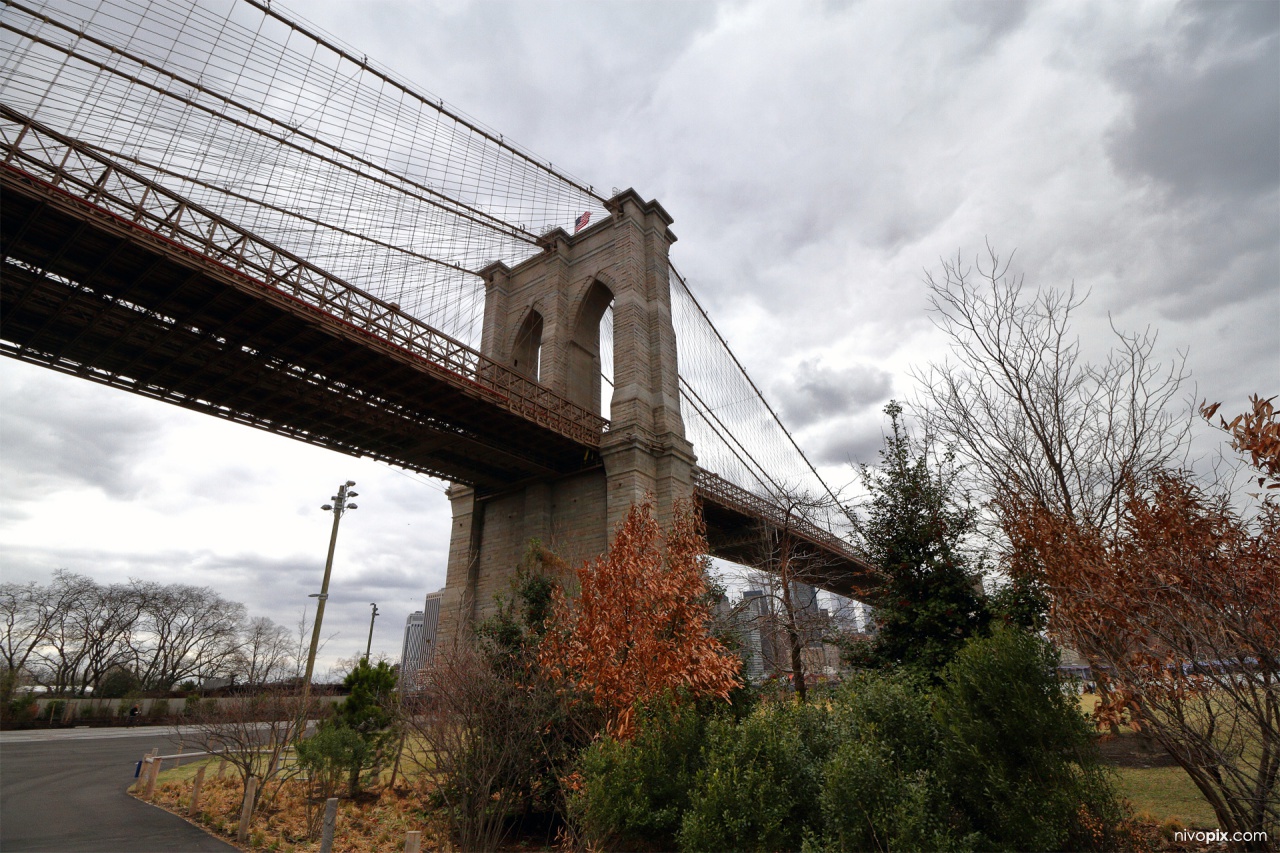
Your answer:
1;0;1276;674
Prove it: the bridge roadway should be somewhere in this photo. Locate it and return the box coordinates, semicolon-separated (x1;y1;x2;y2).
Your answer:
0;107;877;601
0;726;236;852
0;107;603;492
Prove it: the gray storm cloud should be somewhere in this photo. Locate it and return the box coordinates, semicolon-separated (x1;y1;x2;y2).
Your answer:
1107;1;1279;201
774;361;894;429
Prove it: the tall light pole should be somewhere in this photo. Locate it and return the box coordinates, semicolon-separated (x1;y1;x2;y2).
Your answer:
364;603;379;662
299;481;358;725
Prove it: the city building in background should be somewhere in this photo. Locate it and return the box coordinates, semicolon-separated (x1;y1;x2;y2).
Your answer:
400;588;444;691
399;610;425;690
736;589;772;683
422;589;442;662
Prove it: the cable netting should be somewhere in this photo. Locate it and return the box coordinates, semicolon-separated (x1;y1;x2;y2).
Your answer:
671;265;853;539
0;0;607;343
0;0;850;540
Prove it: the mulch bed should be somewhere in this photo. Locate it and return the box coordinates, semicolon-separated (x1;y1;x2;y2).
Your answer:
1097;732;1181;769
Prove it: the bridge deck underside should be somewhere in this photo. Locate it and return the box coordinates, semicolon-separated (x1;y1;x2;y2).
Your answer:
698;493;879;604
0;169;599;491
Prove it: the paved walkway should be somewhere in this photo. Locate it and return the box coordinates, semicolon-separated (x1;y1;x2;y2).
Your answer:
0;726;238;852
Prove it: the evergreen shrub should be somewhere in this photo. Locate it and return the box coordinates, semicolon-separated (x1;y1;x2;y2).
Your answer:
933;626;1128;852
572;695;711;851
678;701;829;852
569;629;1130;852
816;673;971;852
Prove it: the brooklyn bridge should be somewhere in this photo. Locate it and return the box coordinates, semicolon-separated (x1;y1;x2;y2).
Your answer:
0;0;875;625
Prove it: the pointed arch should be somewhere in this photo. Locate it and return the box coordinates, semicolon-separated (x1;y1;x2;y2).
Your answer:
511;308;544;380
566;278;614;416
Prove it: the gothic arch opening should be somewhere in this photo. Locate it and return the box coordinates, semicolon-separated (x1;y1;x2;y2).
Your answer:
567;279;614;418
598;303;614;418
511;308;543;380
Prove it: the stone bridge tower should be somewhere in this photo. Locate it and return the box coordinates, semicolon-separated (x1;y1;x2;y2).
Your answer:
437;189;696;636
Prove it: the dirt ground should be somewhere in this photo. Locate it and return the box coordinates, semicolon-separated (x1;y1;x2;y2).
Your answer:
1097;732;1181;769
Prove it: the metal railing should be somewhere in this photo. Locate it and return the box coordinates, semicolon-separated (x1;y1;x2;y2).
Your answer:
692;468;869;568
0;105;608;447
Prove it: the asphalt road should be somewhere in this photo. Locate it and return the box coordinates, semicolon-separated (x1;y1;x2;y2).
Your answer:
0;726;238;852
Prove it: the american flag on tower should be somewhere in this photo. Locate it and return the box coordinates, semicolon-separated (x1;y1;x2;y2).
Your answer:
574;211;591;233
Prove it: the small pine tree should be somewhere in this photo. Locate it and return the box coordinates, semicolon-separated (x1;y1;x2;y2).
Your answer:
332;659;398;795
845;401;988;676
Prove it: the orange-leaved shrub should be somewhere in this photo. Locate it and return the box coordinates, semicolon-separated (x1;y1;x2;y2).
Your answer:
999;398;1280;848
538;499;740;739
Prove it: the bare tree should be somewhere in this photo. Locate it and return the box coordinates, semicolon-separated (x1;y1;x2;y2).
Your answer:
184;689;311;814
24;572;142;697
73;581;144;696
129;582;246;691
290;605;310;682
733;486;848;701
131;578;245;691
2;574;299;700
401;639;555;852
288;605;337;683
0;578;82;703
916;244;1190;537
29;572;95;694
231;617;295;687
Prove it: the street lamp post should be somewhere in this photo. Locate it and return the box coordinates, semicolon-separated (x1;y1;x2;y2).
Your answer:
299;480;358;730
364;603;379;662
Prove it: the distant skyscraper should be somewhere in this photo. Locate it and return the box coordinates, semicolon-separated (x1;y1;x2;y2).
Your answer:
827;592;861;632
738;589;772;682
790;581;826;644
400;588;444;691
400;610;425;690
422;588;442;660
791;581;820;619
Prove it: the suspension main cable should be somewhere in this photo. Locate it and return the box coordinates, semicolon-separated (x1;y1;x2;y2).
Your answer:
670;263;849;517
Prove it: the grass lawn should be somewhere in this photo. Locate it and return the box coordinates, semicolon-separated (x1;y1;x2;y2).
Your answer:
1077;691;1261;831
1077;693;1220;829
1114;765;1218;829
150;755;217;785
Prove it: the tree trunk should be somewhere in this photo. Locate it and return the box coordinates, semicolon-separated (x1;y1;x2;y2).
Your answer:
779;559;807;702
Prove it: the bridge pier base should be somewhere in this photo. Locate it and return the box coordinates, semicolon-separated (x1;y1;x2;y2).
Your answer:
437;471;604;638
436;431;696;642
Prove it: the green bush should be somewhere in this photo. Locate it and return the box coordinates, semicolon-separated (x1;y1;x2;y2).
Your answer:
573;696;712;851
3;693;37;725
678;701;829;852
827;672;938;771
97;668;140;698
332;660;399;796
297;722;366;802
933;626;1126;851
818;739;967;853
337;660;397;731
816;674;971;852
568;629;1129;853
